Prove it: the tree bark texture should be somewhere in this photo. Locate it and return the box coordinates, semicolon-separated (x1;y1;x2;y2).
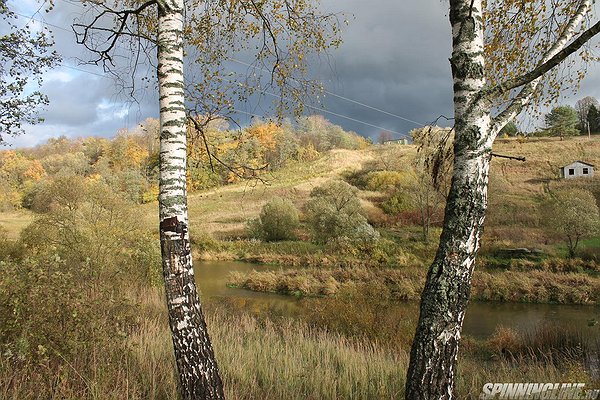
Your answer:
157;1;224;399
405;1;491;398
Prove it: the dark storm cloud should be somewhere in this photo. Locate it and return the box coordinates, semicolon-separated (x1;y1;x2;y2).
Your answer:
6;0;600;147
9;0;456;147
311;0;454;139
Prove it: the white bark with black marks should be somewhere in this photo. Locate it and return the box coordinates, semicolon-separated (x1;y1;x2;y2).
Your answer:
406;1;491;398
406;0;600;398
157;1;224;399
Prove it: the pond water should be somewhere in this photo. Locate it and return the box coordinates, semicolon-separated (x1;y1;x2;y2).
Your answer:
195;260;600;340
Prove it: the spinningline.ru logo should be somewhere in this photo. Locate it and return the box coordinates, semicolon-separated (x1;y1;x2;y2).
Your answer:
479;383;600;399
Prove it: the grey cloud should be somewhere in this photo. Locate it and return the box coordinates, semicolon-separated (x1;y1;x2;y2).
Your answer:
305;0;454;138
8;0;600;148
39;76;102;126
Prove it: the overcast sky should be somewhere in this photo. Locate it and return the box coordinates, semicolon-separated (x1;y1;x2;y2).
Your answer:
4;0;600;147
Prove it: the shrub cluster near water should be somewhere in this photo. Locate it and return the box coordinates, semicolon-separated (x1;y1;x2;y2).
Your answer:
2;134;600;398
229;261;600;305
0;176;161;397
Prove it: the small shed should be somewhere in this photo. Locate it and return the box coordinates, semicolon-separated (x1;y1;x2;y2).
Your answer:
560;161;595;179
383;138;408;145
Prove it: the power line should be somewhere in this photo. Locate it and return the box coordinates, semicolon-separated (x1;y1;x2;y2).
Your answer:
49;0;423;128
245;86;411;138
17;0;47;30
232;108;264;119
13;11;135;79
13;11;71;33
228;57;423;126
59;63;110;78
14;8;417;138
324;91;423;126
20;10;424;131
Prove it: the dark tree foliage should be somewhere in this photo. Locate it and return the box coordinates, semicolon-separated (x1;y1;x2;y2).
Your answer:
544;105;580;137
587;104;600;133
0;1;60;143
499;121;518;136
575;96;599;131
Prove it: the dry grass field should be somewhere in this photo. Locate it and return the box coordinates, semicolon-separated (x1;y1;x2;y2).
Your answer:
3;135;599;250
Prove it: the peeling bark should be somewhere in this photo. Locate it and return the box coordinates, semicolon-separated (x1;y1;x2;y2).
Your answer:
157;1;224;399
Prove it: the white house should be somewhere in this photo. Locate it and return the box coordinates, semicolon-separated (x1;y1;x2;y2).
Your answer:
560;161;595;179
383;138;409;145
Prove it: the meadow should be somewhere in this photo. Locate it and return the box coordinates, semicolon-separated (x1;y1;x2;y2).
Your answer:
1;133;600;398
2;286;597;400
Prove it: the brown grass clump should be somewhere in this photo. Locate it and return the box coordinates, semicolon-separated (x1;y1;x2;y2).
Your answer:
231;264;600;305
228;266;425;300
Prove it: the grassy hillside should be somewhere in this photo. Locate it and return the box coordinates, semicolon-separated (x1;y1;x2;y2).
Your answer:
486;136;600;248
3;135;599;256
2;135;600;399
138;148;379;238
158;135;600;258
0;210;33;239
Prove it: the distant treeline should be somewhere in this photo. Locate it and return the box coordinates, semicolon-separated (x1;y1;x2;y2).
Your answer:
0;115;369;210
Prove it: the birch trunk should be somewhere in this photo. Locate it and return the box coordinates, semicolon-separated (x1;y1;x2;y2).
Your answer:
405;1;491;398
157;1;225;399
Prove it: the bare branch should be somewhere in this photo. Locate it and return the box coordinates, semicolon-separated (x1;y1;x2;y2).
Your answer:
72;0;158;68
187;114;215;173
491;152;526;162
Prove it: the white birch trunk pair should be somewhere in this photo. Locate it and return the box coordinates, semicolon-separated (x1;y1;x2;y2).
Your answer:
149;1;600;398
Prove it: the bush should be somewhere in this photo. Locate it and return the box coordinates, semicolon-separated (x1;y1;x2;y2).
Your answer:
248;197;300;241
0;225;23;262
487;324;595;367
0;256;136;364
0;177;162;366
381;191;413;214
543;189;600;257
22;176;161;285
365;170;407;191
305;181;379;244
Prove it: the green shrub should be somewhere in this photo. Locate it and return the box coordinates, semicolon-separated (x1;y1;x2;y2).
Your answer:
305;181;379;244
381;191;413;214
192;231;224;253
0;177;162;366
0;256;136;364
0;225;23;262
543;189;600;257
248;197;300;241
342;168;372;189
365;170;407;191
22;176;161;285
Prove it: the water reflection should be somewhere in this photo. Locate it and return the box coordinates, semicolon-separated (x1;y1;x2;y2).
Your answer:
195;260;600;339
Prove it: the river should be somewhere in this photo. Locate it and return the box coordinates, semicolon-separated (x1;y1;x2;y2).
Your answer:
195;260;600;340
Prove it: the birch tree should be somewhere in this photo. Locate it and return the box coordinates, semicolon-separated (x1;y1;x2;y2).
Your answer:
73;1;340;399
406;1;600;399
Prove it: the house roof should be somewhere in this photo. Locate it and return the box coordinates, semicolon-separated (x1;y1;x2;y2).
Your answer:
561;161;595;168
